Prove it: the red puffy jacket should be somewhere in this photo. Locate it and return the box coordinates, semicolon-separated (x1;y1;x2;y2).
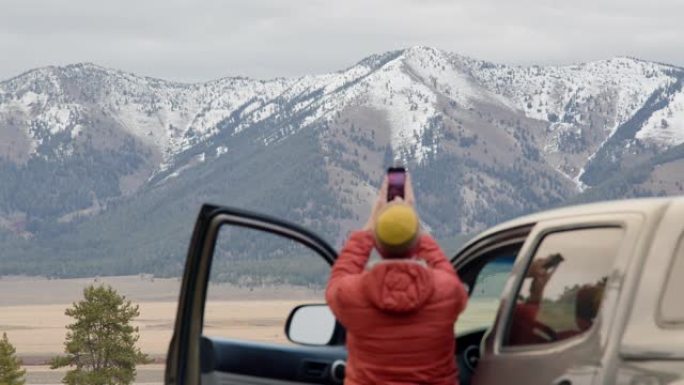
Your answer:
326;230;468;385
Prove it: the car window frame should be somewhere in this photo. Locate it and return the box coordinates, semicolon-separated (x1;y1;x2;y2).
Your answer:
500;225;625;351
452;224;533;271
450;225;533;340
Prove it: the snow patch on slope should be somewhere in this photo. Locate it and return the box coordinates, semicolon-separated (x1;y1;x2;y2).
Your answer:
637;89;684;147
471;57;672;130
0;64;296;162
364;54;438;161
285;47;499;162
4;52;684;183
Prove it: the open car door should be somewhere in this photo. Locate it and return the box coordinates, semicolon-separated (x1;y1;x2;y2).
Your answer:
165;204;346;385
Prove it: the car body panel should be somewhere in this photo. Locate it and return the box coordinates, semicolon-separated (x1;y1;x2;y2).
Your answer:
615;198;684;385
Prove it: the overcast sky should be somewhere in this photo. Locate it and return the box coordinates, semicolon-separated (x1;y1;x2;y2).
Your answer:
1;0;682;83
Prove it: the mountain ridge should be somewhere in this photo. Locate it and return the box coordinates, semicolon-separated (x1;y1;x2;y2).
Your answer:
4;48;682;162
1;47;684;279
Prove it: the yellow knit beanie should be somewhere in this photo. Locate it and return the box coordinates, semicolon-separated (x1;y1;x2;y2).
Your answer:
374;203;420;258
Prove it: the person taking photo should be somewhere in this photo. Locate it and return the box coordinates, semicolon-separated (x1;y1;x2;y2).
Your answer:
326;172;468;385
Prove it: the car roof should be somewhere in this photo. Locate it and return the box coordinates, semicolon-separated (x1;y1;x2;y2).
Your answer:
461;196;684;251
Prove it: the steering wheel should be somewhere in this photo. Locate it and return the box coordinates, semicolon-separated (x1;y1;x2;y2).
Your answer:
531;320;558;342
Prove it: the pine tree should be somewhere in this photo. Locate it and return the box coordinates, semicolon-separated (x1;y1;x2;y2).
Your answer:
50;285;151;385
0;332;26;385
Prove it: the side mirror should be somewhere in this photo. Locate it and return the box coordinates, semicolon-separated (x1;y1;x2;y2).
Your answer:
285;304;336;345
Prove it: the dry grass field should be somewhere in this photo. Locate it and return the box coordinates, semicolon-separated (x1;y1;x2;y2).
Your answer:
0;275;496;384
0;275;323;384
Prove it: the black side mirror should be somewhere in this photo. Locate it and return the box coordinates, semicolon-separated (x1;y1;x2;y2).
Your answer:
285;304;336;345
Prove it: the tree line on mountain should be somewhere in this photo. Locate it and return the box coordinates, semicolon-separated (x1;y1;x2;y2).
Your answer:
0;131;144;223
0;125;348;286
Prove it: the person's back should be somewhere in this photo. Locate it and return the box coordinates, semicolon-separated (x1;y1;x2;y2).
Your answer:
326;176;467;385
327;231;466;384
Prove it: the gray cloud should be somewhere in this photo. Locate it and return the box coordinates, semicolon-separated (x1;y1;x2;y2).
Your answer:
0;0;682;82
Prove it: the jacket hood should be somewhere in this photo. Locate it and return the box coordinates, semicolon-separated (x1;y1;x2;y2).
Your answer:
362;260;435;313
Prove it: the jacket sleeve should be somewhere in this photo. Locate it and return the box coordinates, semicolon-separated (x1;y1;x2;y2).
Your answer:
416;233;456;274
417;233;469;316
326;230;375;323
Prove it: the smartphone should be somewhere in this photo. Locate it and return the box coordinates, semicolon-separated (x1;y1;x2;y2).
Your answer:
542;253;565;270
387;167;406;202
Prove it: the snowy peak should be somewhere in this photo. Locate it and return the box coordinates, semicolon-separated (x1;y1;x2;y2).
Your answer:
3;48;684;258
2;48;684;185
0;63;295;162
6;50;682;167
259;46;500;162
468;56;676;125
637;88;684;146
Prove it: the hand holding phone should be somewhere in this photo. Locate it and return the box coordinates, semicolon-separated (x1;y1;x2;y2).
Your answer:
542;253;565;271
387;167;406;202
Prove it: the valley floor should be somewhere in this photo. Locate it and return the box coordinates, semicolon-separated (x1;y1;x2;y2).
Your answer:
0;275;496;384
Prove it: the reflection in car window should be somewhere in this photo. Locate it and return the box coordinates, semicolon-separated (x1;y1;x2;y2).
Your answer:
660;235;684;325
204;225;330;344
457;252;517;336
504;227;623;347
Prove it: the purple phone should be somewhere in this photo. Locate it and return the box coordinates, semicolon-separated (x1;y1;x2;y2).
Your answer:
387;167;406;201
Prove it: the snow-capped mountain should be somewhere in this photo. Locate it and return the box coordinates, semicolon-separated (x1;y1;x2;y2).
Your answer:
0;63;294;163
1;47;683;277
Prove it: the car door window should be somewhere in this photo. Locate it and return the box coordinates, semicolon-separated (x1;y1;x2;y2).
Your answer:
504;227;623;347
203;225;331;344
457;252;517;336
